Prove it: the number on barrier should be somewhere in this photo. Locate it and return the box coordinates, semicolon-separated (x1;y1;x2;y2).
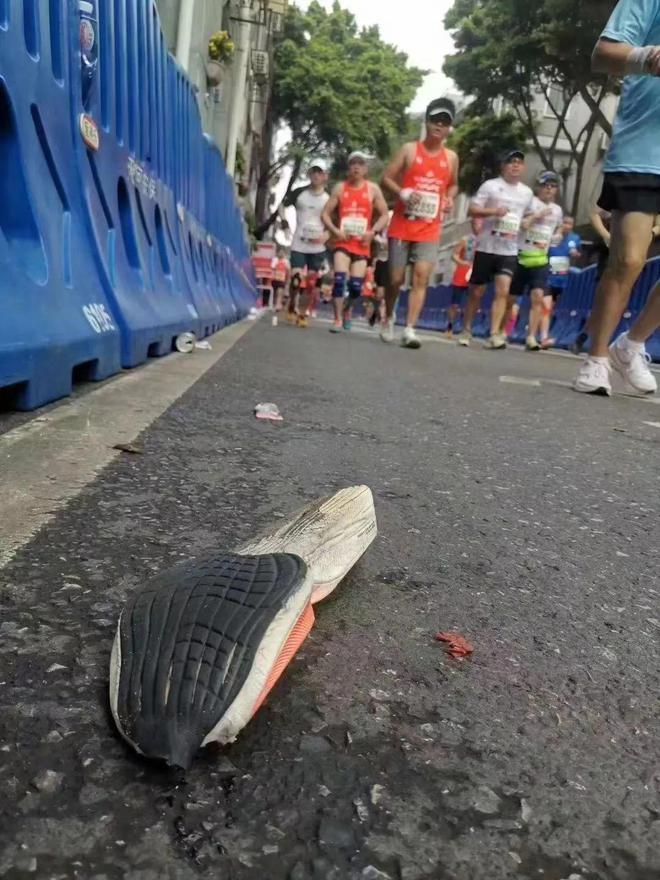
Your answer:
83;303;116;333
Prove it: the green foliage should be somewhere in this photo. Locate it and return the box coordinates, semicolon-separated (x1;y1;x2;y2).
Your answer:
443;0;611;130
272;1;426;163
447;112;528;194
208;30;235;63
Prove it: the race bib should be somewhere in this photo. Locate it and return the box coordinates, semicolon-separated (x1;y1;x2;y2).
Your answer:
524;225;553;251
301;222;324;241
341;215;368;238
492;212;520;240
549;256;570;275
408;192;440;220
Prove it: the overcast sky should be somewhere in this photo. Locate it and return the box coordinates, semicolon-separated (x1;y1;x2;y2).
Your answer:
298;0;458;110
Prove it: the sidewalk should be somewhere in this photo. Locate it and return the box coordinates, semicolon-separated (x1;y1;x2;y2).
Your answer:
1;316;658;880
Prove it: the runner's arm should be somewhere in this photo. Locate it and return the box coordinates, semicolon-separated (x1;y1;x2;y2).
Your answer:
321;184;345;239
370;184;390;236
444;150;460;214
592;38;660;76
381;144;414;199
451;240;469;267
590;209;611;246
468;183;507;218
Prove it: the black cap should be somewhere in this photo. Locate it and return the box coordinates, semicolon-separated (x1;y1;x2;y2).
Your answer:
501;148;525;164
426;97;455;124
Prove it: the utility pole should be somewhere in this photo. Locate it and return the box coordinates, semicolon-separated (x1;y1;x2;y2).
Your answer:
175;0;195;70
226;0;253;178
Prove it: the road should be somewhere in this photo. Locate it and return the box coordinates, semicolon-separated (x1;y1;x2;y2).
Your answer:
1;314;659;880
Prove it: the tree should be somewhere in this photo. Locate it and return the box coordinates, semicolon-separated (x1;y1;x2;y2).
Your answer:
443;0;614;214
447;112;528;194
255;1;425;237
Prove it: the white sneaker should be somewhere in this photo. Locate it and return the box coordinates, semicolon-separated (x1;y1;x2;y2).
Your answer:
525;335;541;351
609;333;658;394
379;318;395;344
401;327;421;349
457;330;471;347
484;334;507;350
573;357;612;396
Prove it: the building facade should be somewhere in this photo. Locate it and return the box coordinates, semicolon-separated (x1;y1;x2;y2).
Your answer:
155;0;283;221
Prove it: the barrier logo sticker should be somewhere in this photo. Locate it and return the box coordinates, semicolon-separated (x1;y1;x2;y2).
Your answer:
79;114;100;151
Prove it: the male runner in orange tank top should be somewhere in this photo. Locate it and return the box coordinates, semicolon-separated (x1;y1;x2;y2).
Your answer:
381;98;459;349
321;151;389;333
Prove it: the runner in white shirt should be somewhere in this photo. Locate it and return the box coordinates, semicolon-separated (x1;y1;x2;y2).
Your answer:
458;149;534;349
284;159;330;327
510;170;564;350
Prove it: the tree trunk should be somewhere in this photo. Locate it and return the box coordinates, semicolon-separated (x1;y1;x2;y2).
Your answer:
579;86;612;138
254;154;303;240
254;100;275;230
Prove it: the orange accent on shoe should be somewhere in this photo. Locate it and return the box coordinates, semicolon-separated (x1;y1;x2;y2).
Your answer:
251;603;315;715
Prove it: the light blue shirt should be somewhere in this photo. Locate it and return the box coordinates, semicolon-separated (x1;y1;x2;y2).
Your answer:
602;0;660;175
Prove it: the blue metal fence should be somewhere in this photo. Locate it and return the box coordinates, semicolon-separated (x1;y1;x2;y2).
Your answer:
397;258;660;361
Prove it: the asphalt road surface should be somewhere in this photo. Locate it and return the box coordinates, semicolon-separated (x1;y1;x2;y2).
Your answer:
1;315;659;880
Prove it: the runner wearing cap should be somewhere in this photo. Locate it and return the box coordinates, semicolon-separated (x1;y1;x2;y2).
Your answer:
447;218;480;336
321;151;389;333
457;149;534;349
543;215;582;349
573;0;660;396
509;170;563;351
285;159;330;328
381;98;459;348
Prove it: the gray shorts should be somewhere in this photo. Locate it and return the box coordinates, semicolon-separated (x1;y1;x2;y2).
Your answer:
389;238;439;270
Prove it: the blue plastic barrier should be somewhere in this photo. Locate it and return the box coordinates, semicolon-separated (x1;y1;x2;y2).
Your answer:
0;0;255;410
0;0;121;409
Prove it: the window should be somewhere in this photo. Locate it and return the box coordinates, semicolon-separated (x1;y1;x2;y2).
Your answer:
543;85;572;120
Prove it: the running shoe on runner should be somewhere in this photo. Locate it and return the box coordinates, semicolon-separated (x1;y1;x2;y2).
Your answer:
401;327;422;349
609;333;657;394
573;358;611;395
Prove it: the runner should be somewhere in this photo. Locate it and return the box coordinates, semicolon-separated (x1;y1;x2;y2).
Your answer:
285;159;330;328
369;226;390;327
321;151;389;333
381;97;459;349
509;170;563;351
272;249;291;319
574;0;660;396
447;219;480;336
544;215;582;349
458;149;534;349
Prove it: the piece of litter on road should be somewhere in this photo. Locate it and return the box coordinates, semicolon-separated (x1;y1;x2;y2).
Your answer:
194;340;213;351
113;443;143;455
612;427;627;433
499;376;541;387
643;421;660;429
436;631;474;659
175;331;196;353
353;796;369;823
254;403;283;422
46;663;67;673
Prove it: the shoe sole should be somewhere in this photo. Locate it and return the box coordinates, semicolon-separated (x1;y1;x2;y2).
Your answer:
402;340;422;349
609;350;658;395
329;327;342;333
573;383;611;396
110;486;378;765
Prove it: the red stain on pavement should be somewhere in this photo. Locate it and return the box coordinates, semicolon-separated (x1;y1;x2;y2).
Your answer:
435;632;474;659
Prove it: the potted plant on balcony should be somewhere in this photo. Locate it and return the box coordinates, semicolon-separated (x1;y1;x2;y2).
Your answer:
206;30;235;87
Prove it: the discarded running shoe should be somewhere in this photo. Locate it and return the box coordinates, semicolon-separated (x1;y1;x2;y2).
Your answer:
110;486;377;768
